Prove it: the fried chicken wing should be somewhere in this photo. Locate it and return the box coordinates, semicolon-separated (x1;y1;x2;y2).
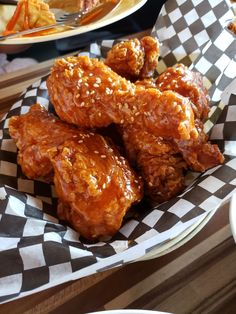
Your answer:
47;56;198;140
50;138;142;240
8;104;82;181
104;36;159;80
156;64;210;120
9;103;143;240
175;120;224;172
121;124;187;202
121;119;224;202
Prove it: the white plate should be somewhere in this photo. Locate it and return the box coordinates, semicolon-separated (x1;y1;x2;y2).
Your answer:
229;193;236;242
139;208;218;261
0;0;147;45
87;310;171;314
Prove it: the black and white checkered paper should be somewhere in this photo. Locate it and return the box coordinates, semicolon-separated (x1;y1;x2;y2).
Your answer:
0;0;236;303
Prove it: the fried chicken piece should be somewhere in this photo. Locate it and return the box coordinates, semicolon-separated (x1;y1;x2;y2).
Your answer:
228;19;236;35
3;0;56;35
156;64;210;120
50;138;142;240
47;56;198;140
175;120;224;172
104;36;159;80
137;153;186;203
8;104;82;181
9;103;143;240
121;124;187;202
121;119;224;202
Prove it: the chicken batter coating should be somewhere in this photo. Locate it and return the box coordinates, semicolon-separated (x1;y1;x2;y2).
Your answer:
47;55;198;141
104;36;159;80
156;64;210;120
9;104;143;240
175;120;224;172
8;104;81;181
121;124;187;202
50;138;142;240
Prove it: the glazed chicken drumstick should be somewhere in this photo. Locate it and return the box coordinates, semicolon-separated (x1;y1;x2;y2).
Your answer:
9;104;143;240
47;55;198;141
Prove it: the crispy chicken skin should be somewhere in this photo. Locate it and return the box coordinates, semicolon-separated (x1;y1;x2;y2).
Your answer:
175;120;224;172
121;119;224;202
8;104;81;181
104;36;159;80
156;64;210;120
4;0;56;35
121;124;187;202
50;138;142;240
47;56;198;140
9;103;143;240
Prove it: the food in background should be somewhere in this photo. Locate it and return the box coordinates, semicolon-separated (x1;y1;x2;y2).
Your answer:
3;0;56;35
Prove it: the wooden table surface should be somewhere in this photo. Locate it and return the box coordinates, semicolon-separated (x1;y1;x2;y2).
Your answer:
0;35;236;314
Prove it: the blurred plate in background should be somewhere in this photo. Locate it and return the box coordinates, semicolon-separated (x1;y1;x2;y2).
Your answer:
0;0;147;45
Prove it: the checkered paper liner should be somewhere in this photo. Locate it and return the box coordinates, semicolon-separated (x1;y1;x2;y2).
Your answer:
0;0;236;303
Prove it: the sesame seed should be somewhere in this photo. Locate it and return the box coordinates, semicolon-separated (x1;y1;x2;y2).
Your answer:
94;150;99;154
96;77;101;83
101;155;106;158
93;83;99;88
78;140;83;143
80;102;85;107
102;183;106;189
